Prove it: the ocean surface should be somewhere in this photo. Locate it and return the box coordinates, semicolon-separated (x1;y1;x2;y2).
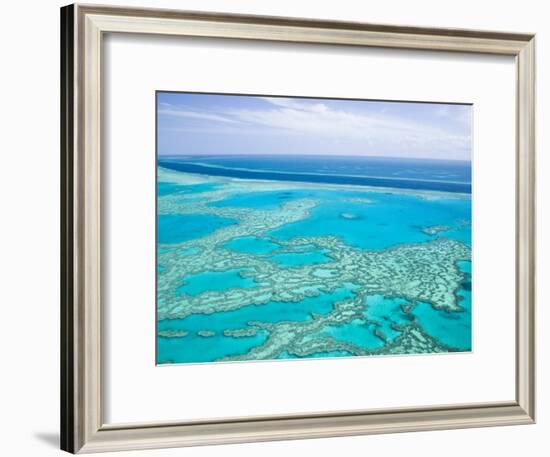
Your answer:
156;155;472;364
159;155;471;193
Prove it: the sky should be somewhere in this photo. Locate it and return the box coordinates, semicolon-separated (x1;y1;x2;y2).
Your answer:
157;92;472;161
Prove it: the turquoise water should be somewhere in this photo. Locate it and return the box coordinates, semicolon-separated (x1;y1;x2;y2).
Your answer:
269;249;332;268
176;268;257;296
162;287;356;333
209;188;384;209
270;192;471;249
157;182;185;196
157;329;268;364
364;295;412;340
177;246;202;257
321;320;385;349
157;287;357;363
157;214;237;244
458;260;472;275
411;260;472;350
206;186;472;250
223;236;281;254
278;350;355;359
157;181;219;196
157;155;472;363
210;189;305;210
412;300;471;350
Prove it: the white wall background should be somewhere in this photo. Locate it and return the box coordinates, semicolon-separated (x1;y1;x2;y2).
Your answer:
0;0;546;456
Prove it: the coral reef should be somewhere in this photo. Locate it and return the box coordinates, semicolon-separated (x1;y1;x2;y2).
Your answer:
156;168;472;363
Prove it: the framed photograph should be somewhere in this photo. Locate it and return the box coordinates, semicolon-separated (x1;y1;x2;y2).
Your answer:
61;4;536;453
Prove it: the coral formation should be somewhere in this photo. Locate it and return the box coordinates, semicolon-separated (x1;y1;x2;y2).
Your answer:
156;168;472;363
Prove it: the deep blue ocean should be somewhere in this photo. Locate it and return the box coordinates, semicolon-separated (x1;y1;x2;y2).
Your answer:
158;155;471;193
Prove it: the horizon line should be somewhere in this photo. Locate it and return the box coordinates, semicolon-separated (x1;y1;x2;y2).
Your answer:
157;153;472;163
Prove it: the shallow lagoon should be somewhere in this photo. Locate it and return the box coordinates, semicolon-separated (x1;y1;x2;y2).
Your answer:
158;181;220;196
206;185;471;250
160;287;356;333
157;287;356;363
176;268;257;296
157;328;268;364
223;236;281;255
157;214;237;244
270;191;471;250
363;294;412;340
320;320;386;350
411;260;472;350
269;249;332;268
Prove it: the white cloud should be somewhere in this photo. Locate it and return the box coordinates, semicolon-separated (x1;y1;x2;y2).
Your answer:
158;105;240;124
259;97;329;113
160;96;472;159
226;101;470;156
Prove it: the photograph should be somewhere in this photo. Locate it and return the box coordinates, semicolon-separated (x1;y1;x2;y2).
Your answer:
155;92;473;364
54;2;537;454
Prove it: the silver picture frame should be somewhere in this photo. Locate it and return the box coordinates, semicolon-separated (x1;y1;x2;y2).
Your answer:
61;3;536;453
